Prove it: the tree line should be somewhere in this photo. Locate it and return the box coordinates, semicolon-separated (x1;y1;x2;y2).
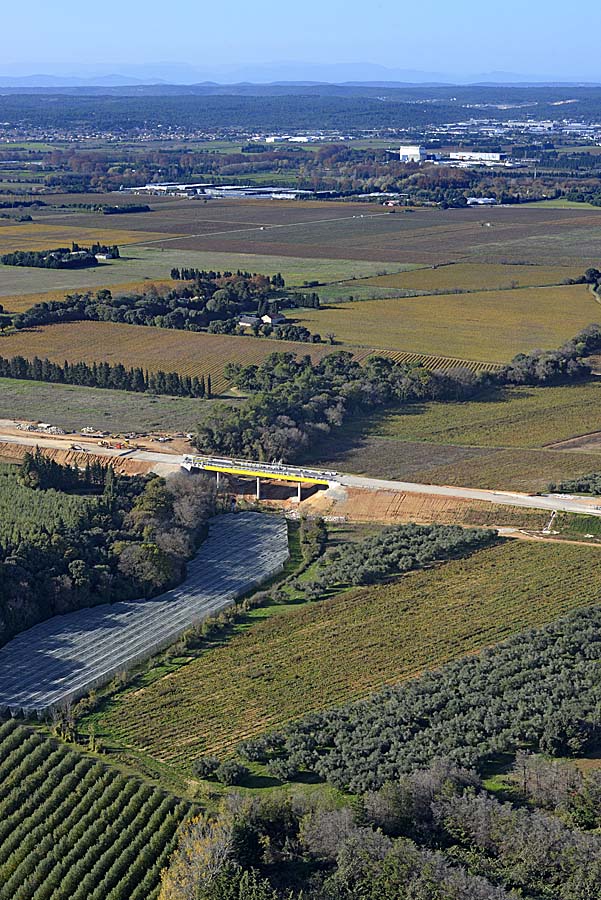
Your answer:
160;744;601;900
12;273;321;341
0;457;216;646
0;355;212;398
550;472;601;493
17;447;108;492
194;325;600;462
1;243;119;269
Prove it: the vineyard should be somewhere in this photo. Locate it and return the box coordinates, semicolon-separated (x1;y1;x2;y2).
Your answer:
293;284;597;362
0;222;168;253
0;322;342;393
97;539;601;770
0;719;190;900
376;349;502;374
359;262;583;293
0;321;497;392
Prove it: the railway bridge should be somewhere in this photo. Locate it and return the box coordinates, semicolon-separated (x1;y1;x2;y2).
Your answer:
182;454;338;500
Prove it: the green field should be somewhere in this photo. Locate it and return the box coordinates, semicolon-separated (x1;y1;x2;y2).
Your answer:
358;262;582;293
0;721;189;900
375;382;601;448
292;284;598;362
530;198;601;209
310;381;601;491
0;378;229;435
0;245;406;299
93;539;601;777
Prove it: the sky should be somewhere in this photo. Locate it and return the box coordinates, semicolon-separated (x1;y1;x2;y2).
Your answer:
2;0;600;82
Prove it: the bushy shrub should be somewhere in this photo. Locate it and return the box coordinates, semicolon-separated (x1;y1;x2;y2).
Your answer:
193;756;220;778
215;760;249;786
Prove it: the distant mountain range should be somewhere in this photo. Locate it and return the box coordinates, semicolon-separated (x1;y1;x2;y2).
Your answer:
0;61;599;88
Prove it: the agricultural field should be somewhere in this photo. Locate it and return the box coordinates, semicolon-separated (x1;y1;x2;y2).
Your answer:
0;720;190;900
311;381;601;491
358;262;583;293
0;222;168;253
314;437;600;492
0;280;174;314
0;244;403;301
292;284;598;362
0;378;226;434
412;447;601;493
375;381;601;448
0;322;352;393
0;321;497;392
95;539;601;772
88;202;601;266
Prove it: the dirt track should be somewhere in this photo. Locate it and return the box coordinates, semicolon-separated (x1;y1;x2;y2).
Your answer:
0;441;154;475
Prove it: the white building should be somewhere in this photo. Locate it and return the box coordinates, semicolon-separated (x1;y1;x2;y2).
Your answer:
467;197;498;206
449;151;505;163
399;145;426;163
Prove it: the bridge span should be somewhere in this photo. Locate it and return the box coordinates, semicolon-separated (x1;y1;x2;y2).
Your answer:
182;455;338;500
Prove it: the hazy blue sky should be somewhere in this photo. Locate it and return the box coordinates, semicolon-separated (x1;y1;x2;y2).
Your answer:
2;0;599;81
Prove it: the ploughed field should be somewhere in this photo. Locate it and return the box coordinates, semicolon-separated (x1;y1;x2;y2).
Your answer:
96;540;601;770
32;199;601;265
0;720;189;900
0;513;289;715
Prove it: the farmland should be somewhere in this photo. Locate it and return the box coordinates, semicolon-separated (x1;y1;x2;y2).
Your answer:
5;198;600;304
314;437;600;492
0;378;224;434
0;280;175;314
0;322;350;393
292;284;598;362
375;381;601;448
359;262;583;293
0;322;499;392
0;244;404;301
0;720;190;900
0;222;168;253
311;381;601;491
95;539;601;772
64;201;601;266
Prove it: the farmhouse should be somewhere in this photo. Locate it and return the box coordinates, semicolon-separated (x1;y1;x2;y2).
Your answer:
261;313;288;325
